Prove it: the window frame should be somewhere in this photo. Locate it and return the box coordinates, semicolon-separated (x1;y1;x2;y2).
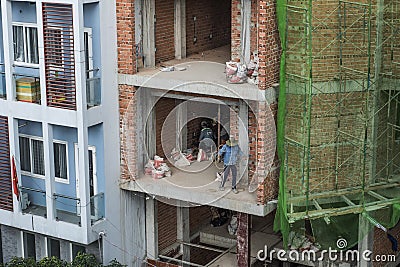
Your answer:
19;134;45;179
19;134;69;183
54;140;69;184
22;232;36;260
12;22;39;68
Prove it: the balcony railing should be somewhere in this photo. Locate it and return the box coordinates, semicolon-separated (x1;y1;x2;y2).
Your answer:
86;69;101;108
13;73;41;104
20;186;47;218
90;192;104;224
53;193;81;226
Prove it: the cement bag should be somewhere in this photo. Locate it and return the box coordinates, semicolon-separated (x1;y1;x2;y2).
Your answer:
175;153;190;167
197;149;207;162
228;215;238;235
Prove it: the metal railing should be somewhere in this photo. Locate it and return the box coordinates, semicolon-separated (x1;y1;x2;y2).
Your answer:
86;68;101;108
53;192;81;226
90;192;105;224
0;63;5;99
19;186;47;217
13;73;41;104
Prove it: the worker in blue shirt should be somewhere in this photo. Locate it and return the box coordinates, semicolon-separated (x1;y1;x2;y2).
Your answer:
218;137;244;194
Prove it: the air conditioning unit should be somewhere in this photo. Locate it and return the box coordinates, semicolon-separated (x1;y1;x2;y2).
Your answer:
21;192;30;210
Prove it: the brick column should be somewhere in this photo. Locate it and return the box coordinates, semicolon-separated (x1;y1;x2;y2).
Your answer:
257;0;280;90
237;212;250;267
117;0;138;180
229;105;239;140
231;0;241;61
117;0;136;75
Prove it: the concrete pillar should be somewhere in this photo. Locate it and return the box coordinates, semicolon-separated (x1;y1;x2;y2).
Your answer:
72;0;91;232
35;234;47;260
59;240;71;262
8;117;21;212
1;226;22;263
145;196;158;260
42;123;55;220
86;241;102;263
357;214;373;267
120;191;146;267
174;0;186;59
238;100;249;186
177;201;190;266
1;0;14;101
240;0;251;63
35;0;47;106
143;0;156;67
237;212;250;267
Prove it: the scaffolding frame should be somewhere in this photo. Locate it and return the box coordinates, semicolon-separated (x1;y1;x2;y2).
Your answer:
281;0;400;228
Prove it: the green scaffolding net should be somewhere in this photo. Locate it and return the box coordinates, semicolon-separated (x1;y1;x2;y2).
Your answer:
274;0;400;251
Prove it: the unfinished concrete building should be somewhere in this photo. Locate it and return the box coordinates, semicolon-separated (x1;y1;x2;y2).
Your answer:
116;0;400;267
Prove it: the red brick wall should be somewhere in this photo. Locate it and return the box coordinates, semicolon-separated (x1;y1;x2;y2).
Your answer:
373;222;400;267
231;0;241;61
186;118;203;149
189;236;220;265
186;0;231;56
119;85;137;180
158;201;178;252
117;0;136;74
189;206;212;236
257;0;280;90
285;92;369;194
147;259;179;267
155;0;175;63
155;98;177;158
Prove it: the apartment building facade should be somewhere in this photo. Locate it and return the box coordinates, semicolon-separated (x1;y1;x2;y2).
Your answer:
0;0;122;264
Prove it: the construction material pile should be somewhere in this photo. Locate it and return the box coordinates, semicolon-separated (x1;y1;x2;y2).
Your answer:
144;156;171;179
225;55;259;84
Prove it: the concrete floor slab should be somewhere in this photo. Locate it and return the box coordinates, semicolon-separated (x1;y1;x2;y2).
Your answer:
120;161;276;216
119;46;269;102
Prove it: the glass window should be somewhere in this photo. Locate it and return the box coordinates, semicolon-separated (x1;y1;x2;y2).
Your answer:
32;139;45;176
19;136;45;177
47;238;60;258
23;232;36;260
12;24;39;65
54;142;67;180
71;244;85;259
19;136;31;172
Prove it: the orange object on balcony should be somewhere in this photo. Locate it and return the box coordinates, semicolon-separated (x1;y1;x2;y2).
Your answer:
16;77;40;103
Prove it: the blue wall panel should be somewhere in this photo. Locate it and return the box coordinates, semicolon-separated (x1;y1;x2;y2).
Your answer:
83;3;101;77
88;123;104;194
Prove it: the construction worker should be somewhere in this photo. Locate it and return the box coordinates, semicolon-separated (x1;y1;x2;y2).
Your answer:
199;121;216;155
218;137;243;194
